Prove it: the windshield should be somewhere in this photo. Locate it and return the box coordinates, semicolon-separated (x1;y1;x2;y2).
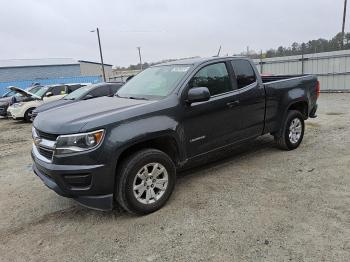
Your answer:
3;90;16;97
27;86;42;95
117;65;191;99
64;85;93;100
32;86;49;97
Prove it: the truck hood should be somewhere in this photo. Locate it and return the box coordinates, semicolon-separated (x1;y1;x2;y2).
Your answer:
8;86;41;99
33;96;154;134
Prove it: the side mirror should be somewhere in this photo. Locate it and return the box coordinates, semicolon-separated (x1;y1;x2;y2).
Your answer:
84;94;94;100
186;87;210;104
45;92;53;97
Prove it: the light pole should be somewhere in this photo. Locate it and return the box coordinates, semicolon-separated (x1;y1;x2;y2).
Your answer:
90;28;106;81
342;0;348;48
137;47;142;70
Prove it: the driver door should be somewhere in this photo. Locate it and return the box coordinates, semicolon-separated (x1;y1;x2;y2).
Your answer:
182;62;241;158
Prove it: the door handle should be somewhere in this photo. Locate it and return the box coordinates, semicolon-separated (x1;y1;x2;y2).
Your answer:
226;100;240;108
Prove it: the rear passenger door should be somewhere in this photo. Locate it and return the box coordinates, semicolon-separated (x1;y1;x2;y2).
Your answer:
230;59;265;139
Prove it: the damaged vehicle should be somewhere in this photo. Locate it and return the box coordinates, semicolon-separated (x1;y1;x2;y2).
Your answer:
0;85;42;118
7;84;85;122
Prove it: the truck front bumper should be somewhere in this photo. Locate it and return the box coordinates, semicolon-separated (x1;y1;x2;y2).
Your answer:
31;149;114;211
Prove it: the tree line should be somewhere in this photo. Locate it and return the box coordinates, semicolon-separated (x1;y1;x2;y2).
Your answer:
116;32;350;70
246;32;350;59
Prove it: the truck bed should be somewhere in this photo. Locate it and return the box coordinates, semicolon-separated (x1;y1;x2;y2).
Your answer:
261;74;318;135
261;75;306;83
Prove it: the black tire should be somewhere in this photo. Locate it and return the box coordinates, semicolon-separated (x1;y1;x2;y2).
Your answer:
115;149;176;215
274;110;305;150
24;108;35;122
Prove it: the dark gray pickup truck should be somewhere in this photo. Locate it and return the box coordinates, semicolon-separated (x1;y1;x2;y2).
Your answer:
32;57;319;214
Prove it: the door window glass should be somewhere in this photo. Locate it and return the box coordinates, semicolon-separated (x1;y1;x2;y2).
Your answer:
89;85;110;97
50;86;66;96
67;85;82;93
189;63;232;96
231;60;256;89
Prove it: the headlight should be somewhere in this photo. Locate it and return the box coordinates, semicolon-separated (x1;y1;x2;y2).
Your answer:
12;102;23;108
55;129;105;155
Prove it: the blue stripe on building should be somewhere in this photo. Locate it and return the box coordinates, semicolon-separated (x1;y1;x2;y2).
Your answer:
0;75;102;95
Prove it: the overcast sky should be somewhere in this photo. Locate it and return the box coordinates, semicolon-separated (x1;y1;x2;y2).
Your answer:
0;0;345;66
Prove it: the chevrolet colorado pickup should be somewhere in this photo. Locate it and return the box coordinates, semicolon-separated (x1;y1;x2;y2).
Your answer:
32;57;319;214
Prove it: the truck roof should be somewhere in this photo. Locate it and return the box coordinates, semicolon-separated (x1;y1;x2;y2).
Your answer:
155;56;247;67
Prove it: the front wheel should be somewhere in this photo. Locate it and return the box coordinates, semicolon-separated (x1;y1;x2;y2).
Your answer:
115;149;176;215
275;110;305;150
24;108;35;122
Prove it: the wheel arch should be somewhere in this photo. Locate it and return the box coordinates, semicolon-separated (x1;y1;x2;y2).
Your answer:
24;106;37;121
115;134;182;172
287;100;309;119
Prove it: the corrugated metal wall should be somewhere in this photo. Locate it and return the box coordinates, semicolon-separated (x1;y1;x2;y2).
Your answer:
253;50;350;91
0;75;102;95
0;64;81;82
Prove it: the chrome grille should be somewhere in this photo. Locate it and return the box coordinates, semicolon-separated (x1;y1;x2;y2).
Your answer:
33;128;57;162
36;130;58;141
38;147;54;159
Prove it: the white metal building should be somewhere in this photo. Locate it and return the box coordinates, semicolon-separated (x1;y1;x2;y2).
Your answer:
253;50;350;91
0;58;113;82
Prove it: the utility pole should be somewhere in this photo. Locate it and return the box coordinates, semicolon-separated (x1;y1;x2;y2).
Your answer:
342;0;348;48
137;47;142;70
260;50;263;74
216;45;222;57
90;28;106;81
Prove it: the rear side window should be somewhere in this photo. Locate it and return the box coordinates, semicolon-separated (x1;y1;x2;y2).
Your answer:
89;85;110;97
189;63;232;96
67;85;82;93
50;86;66;95
231;60;256;89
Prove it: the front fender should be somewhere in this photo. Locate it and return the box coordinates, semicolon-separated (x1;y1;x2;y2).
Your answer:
105;115;183;165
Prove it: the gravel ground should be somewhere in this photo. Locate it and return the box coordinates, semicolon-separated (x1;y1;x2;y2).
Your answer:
0;94;349;262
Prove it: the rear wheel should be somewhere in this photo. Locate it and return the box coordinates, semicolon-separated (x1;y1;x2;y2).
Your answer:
24;108;35;122
275;110;305;150
115;149;176;215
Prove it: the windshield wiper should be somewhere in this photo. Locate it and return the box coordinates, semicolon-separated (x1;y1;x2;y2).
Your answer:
116;94;148;100
128;96;148;100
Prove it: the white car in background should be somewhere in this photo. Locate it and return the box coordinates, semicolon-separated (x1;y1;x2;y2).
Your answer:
7;84;86;122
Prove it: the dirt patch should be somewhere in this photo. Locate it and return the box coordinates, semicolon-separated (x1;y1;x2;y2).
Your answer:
326;112;344;115
305;122;321;128
0;94;349;262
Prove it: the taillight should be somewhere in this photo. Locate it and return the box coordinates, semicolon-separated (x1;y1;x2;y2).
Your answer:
316;81;320;99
